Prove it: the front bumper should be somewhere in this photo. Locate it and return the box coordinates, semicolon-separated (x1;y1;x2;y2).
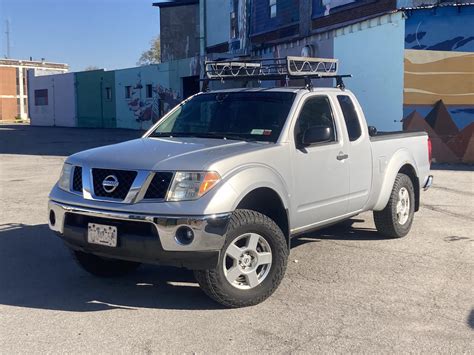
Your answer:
48;200;231;269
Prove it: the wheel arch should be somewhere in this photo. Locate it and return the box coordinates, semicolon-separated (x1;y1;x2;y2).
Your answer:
399;163;420;212
373;149;420;211
235;187;290;247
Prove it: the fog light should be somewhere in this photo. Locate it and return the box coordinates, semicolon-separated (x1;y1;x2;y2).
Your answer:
49;210;56;226
175;226;194;245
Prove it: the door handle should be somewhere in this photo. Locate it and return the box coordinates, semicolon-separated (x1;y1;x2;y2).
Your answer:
337;152;349;161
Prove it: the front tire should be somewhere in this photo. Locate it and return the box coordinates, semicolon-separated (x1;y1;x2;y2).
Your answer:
72;250;141;277
374;173;415;238
194;209;288;308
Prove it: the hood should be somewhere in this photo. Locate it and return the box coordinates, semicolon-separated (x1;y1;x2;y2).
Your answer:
67;137;269;172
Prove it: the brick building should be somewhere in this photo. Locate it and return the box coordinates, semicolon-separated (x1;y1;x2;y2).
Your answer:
0;59;68;122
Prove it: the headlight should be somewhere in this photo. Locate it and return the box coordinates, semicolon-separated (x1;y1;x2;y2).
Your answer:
167;171;220;201
58;163;73;191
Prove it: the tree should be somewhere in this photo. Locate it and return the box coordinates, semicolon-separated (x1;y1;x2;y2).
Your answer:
137;36;161;66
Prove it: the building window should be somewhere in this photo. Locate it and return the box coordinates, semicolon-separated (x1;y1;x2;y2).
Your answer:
269;0;277;18
34;89;48;106
16;68;20;95
105;87;112;100
125;86;132;99
146;84;153;98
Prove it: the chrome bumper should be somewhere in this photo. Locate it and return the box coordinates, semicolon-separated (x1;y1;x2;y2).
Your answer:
423;175;433;190
48;200;230;252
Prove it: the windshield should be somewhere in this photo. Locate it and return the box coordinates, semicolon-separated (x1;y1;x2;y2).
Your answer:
149;91;296;143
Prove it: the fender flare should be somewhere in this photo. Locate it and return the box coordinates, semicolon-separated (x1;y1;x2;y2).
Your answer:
373;148;419;211
205;164;291;214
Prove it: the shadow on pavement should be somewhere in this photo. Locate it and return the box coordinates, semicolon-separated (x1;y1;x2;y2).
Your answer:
468;309;474;329
292;218;386;248
0;125;144;157
0;218;394;311
0;223;219;312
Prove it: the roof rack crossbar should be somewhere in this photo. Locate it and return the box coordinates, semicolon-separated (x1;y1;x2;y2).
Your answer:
205;56;340;79
203;56;351;89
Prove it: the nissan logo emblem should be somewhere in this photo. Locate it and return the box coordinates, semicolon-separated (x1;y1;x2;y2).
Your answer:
102;175;119;193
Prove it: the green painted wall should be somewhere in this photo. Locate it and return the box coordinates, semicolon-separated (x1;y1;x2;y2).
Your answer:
75;70;116;128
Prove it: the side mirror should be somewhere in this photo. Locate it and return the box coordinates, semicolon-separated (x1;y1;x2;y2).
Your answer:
368;126;377;137
301;125;333;146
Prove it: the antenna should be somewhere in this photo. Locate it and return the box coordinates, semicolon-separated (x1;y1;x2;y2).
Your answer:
5;19;11;58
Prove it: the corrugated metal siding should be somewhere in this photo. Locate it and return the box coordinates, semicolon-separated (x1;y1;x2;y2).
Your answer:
250;0;300;36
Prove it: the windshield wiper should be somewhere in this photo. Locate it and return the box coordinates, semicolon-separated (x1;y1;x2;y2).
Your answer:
149;132;197;138
150;131;257;142
206;132;265;142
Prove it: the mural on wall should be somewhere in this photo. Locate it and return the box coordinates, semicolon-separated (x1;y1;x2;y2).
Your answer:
126;73;182;127
404;6;474;52
403;6;474;163
157;84;182;113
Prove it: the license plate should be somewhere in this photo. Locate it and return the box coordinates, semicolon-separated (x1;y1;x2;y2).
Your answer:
87;223;117;247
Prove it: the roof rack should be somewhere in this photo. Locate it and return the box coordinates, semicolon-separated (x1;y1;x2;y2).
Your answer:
202;56;351;90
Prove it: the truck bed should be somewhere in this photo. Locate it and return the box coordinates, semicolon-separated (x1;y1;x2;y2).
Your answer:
370;130;427;141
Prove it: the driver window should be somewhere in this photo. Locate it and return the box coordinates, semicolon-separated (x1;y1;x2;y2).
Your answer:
295;96;336;144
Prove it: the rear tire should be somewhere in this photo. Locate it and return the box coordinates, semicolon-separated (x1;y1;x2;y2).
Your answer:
72;250;141;277
194;209;288;308
374;173;415;238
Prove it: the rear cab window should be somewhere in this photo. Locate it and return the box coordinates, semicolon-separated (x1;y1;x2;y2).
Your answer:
337;95;362;142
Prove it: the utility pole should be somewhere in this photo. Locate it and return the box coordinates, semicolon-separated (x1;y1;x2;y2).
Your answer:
5;19;11;58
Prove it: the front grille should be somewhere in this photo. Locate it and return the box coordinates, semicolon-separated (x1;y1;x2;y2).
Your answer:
144;172;173;199
65;213;157;237
92;168;137;200
72;166;83;192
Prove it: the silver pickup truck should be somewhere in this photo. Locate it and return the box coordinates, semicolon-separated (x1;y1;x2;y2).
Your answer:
48;57;433;307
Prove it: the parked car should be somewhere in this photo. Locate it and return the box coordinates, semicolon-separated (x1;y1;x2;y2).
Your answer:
48;57;433;307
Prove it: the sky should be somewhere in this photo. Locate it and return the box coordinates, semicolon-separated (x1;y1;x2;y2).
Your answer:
0;0;160;71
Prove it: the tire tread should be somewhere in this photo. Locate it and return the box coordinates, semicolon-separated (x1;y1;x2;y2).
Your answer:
374;173;415;238
194;209;288;308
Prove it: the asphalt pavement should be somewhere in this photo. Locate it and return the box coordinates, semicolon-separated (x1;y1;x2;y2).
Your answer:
0;124;472;353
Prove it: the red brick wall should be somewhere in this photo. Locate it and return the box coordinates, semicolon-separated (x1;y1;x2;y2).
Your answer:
0;67;18;121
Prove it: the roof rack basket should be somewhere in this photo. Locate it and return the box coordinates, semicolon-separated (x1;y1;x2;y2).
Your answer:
203;56;351;90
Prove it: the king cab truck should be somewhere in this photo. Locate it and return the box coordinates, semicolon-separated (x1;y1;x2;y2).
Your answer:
48;57;433;307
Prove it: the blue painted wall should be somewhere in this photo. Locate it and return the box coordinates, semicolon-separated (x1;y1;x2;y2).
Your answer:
405;5;474;52
334;12;405;131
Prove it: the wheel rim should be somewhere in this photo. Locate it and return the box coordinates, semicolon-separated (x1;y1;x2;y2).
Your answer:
223;232;272;290
396;187;410;225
